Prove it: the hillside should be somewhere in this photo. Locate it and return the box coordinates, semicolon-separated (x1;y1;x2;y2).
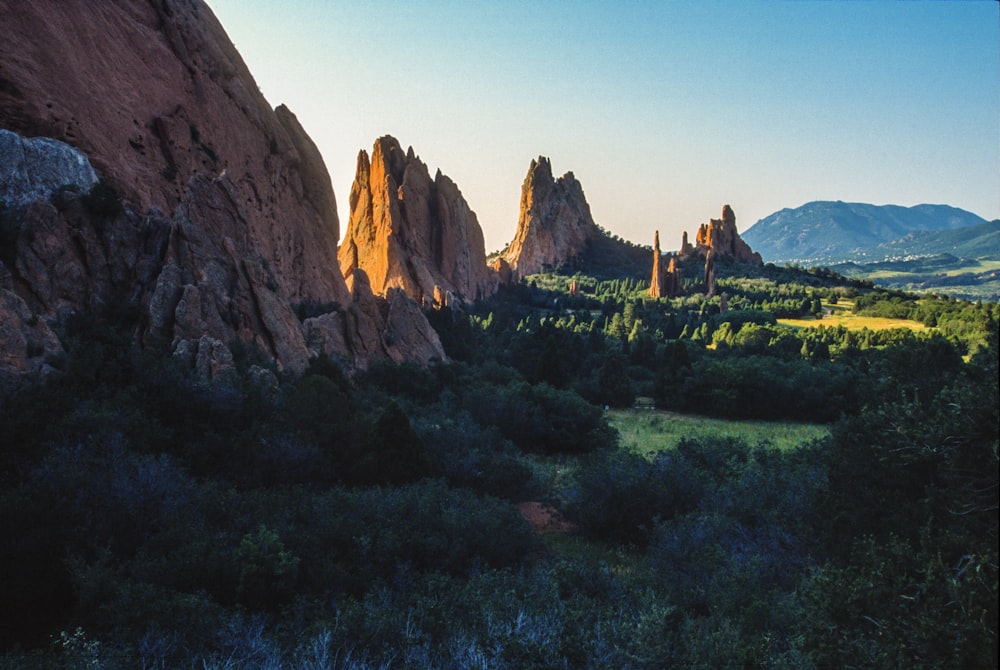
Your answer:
743;201;988;264
873;219;1000;259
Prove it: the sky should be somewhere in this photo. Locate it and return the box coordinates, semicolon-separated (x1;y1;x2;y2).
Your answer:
207;0;999;253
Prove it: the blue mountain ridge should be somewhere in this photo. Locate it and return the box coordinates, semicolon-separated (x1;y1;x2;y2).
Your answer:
742;201;989;264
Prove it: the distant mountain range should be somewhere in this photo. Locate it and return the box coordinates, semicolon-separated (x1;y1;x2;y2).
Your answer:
743;201;993;264
872;219;1000;259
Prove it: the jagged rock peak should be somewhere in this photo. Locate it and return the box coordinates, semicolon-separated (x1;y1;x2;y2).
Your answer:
499;156;601;279
683;205;762;266
338;135;497;306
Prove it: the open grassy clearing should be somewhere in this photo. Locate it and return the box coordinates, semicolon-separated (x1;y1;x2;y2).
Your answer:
778;298;930;331
608;409;829;457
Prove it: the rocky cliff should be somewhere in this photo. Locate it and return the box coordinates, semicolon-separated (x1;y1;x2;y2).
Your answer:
338;136;497;307
498;157;602;279
0;0;444;378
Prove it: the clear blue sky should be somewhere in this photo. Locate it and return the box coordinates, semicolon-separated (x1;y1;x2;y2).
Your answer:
207;0;999;253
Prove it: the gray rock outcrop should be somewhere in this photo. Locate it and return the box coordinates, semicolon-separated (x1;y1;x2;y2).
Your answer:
0;129;98;208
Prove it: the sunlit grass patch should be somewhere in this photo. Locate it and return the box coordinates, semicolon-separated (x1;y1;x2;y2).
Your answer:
778;300;929;332
608;409;829;457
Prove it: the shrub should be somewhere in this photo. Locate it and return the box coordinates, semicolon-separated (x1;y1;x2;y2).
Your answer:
236;525;300;610
567;448;704;546
82;179;123;217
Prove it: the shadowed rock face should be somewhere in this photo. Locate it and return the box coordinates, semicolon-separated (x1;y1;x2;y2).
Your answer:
0;0;444;376
499;157;602;280
339;136;497;307
1;0;346;306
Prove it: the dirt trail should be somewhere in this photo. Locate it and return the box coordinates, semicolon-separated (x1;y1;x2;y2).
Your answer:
517;502;577;535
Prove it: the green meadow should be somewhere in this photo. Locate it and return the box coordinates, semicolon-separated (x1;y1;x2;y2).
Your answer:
608;408;830;457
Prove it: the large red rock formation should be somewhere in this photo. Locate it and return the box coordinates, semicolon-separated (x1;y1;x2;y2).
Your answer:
339;136;497;306
498;157;601;280
0;0;442;376
686;205;763;265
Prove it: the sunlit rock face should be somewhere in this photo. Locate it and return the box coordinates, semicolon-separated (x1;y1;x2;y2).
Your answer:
0;0;444;375
649;230;682;299
650;230;666;298
499;156;602;280
686;205;763;265
339;135;497;307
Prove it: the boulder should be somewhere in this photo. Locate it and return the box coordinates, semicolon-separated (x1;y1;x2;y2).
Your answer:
0;129;98;208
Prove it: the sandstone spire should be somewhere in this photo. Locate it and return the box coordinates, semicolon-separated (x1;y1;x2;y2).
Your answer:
650;230;683;299
338;136;497;307
688;205;763;265
498;157;601;279
704;249;718;297
650;231;665;298
679;230;694;256
666;256;682;297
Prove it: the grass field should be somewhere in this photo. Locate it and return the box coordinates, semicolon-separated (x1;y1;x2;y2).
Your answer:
777;298;930;332
607;409;829;457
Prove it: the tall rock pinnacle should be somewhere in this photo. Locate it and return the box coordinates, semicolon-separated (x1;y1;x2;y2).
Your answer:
498;157;601;279
339;136;497;307
649;230;682;299
650;231;665;298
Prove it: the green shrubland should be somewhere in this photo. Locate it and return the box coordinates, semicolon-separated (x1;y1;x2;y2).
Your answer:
1;264;996;668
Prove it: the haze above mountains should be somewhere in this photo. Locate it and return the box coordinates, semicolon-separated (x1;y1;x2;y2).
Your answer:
207;0;999;252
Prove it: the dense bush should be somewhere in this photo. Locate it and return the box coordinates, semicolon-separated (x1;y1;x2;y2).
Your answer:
81;179;123;217
0;265;996;668
566;448;704;546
